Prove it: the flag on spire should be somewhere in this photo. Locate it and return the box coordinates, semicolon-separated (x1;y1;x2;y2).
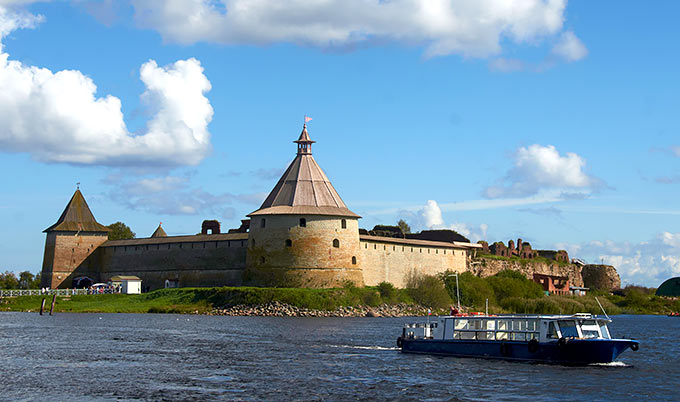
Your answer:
304;116;313;123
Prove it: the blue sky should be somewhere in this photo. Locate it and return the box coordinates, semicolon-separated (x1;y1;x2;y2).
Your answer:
0;0;678;287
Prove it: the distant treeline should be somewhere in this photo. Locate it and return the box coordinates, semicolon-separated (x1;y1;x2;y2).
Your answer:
0;271;41;290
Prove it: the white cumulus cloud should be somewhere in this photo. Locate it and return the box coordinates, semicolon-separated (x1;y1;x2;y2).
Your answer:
551;30;587;62
131;0;570;59
0;6;213;167
484;144;603;199
400;200;488;242
557;232;680;287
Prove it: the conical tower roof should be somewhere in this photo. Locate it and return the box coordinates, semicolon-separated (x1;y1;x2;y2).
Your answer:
44;189;110;233
248;125;359;218
151;223;167;238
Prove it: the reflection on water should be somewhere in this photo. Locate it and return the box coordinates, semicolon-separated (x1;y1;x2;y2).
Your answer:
0;313;676;401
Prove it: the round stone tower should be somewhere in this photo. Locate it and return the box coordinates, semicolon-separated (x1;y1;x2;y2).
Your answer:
245;124;363;287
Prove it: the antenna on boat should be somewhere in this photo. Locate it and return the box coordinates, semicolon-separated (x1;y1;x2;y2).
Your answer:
455;273;461;313
485;298;488;316
595;297;610;320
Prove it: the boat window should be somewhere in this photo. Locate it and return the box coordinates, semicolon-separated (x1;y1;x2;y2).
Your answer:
547;322;559;339
469;320;483;330
459;331;476;340
527;320;538;332
497;320;510;331
513;333;526;341
484;320;495;331
527;332;539;340
559;320;579;338
455;319;468;330
496;332;510;340
513;320;526;331
580;320;600;339
598;321;611;339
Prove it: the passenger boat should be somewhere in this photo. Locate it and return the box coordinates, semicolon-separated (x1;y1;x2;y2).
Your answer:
397;313;639;365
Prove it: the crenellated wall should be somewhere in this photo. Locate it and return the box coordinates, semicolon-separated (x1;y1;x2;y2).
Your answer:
469;257;584;287
360;235;469;288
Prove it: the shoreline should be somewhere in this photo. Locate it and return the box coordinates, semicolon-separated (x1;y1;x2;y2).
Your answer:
208;301;430;317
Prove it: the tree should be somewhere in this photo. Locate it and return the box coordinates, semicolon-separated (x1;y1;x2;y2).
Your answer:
397;219;411;234
108;222;136;240
0;271;19;289
18;271;34;289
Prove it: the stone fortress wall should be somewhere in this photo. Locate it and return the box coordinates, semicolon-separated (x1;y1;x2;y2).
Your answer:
360;235;469;288
95;234;248;290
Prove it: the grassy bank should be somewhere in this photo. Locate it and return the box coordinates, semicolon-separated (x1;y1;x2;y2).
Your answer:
0;284;416;314
2;272;678;315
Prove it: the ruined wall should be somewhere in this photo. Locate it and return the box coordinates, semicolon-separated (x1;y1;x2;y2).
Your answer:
360;236;468;288
469;257;584;287
41;232;109;288
84;236;248;290
245;215;363;287
581;264;621;291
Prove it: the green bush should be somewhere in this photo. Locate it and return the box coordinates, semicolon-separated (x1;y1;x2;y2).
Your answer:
377;281;397;302
406;274;452;309
361;290;382;307
487;270;544;302
442;272;495;309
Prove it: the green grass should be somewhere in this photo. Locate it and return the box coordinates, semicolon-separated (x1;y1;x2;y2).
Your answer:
0;285;416;314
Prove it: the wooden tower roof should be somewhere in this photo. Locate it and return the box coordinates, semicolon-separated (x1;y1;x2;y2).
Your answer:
248;125;359;218
44;189;110;233
151;223;167;238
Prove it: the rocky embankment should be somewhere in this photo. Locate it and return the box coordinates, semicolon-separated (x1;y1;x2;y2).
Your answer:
210;301;431;317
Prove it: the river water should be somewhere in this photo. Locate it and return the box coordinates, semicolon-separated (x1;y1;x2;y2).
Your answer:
0;313;677;401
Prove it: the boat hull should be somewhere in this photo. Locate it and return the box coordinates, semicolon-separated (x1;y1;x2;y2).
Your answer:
400;338;638;365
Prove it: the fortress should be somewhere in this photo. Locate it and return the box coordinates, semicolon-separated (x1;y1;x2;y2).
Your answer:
40;124;483;290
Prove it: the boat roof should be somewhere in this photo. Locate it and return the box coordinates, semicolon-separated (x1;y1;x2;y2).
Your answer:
439;313;610;321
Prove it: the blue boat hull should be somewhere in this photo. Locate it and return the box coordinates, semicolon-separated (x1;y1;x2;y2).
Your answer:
400;338;638;365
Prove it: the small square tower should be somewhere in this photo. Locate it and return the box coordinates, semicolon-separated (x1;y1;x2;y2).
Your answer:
41;189;110;288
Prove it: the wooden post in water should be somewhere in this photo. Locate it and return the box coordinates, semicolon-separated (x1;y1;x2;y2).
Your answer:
49;294;56;316
40;298;45;315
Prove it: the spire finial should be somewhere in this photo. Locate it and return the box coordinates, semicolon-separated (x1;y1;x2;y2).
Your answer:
294;121;316;155
76;182;80;190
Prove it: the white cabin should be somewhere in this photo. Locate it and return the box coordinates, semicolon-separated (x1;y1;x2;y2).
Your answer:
403;313;612;343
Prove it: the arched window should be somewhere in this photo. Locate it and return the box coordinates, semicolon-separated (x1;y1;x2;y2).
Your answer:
260;256;265;264
285;239;292;247
341;219;347;229
333;239;340;248
352;256;357;265
299;218;306;227
260;218;266;228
